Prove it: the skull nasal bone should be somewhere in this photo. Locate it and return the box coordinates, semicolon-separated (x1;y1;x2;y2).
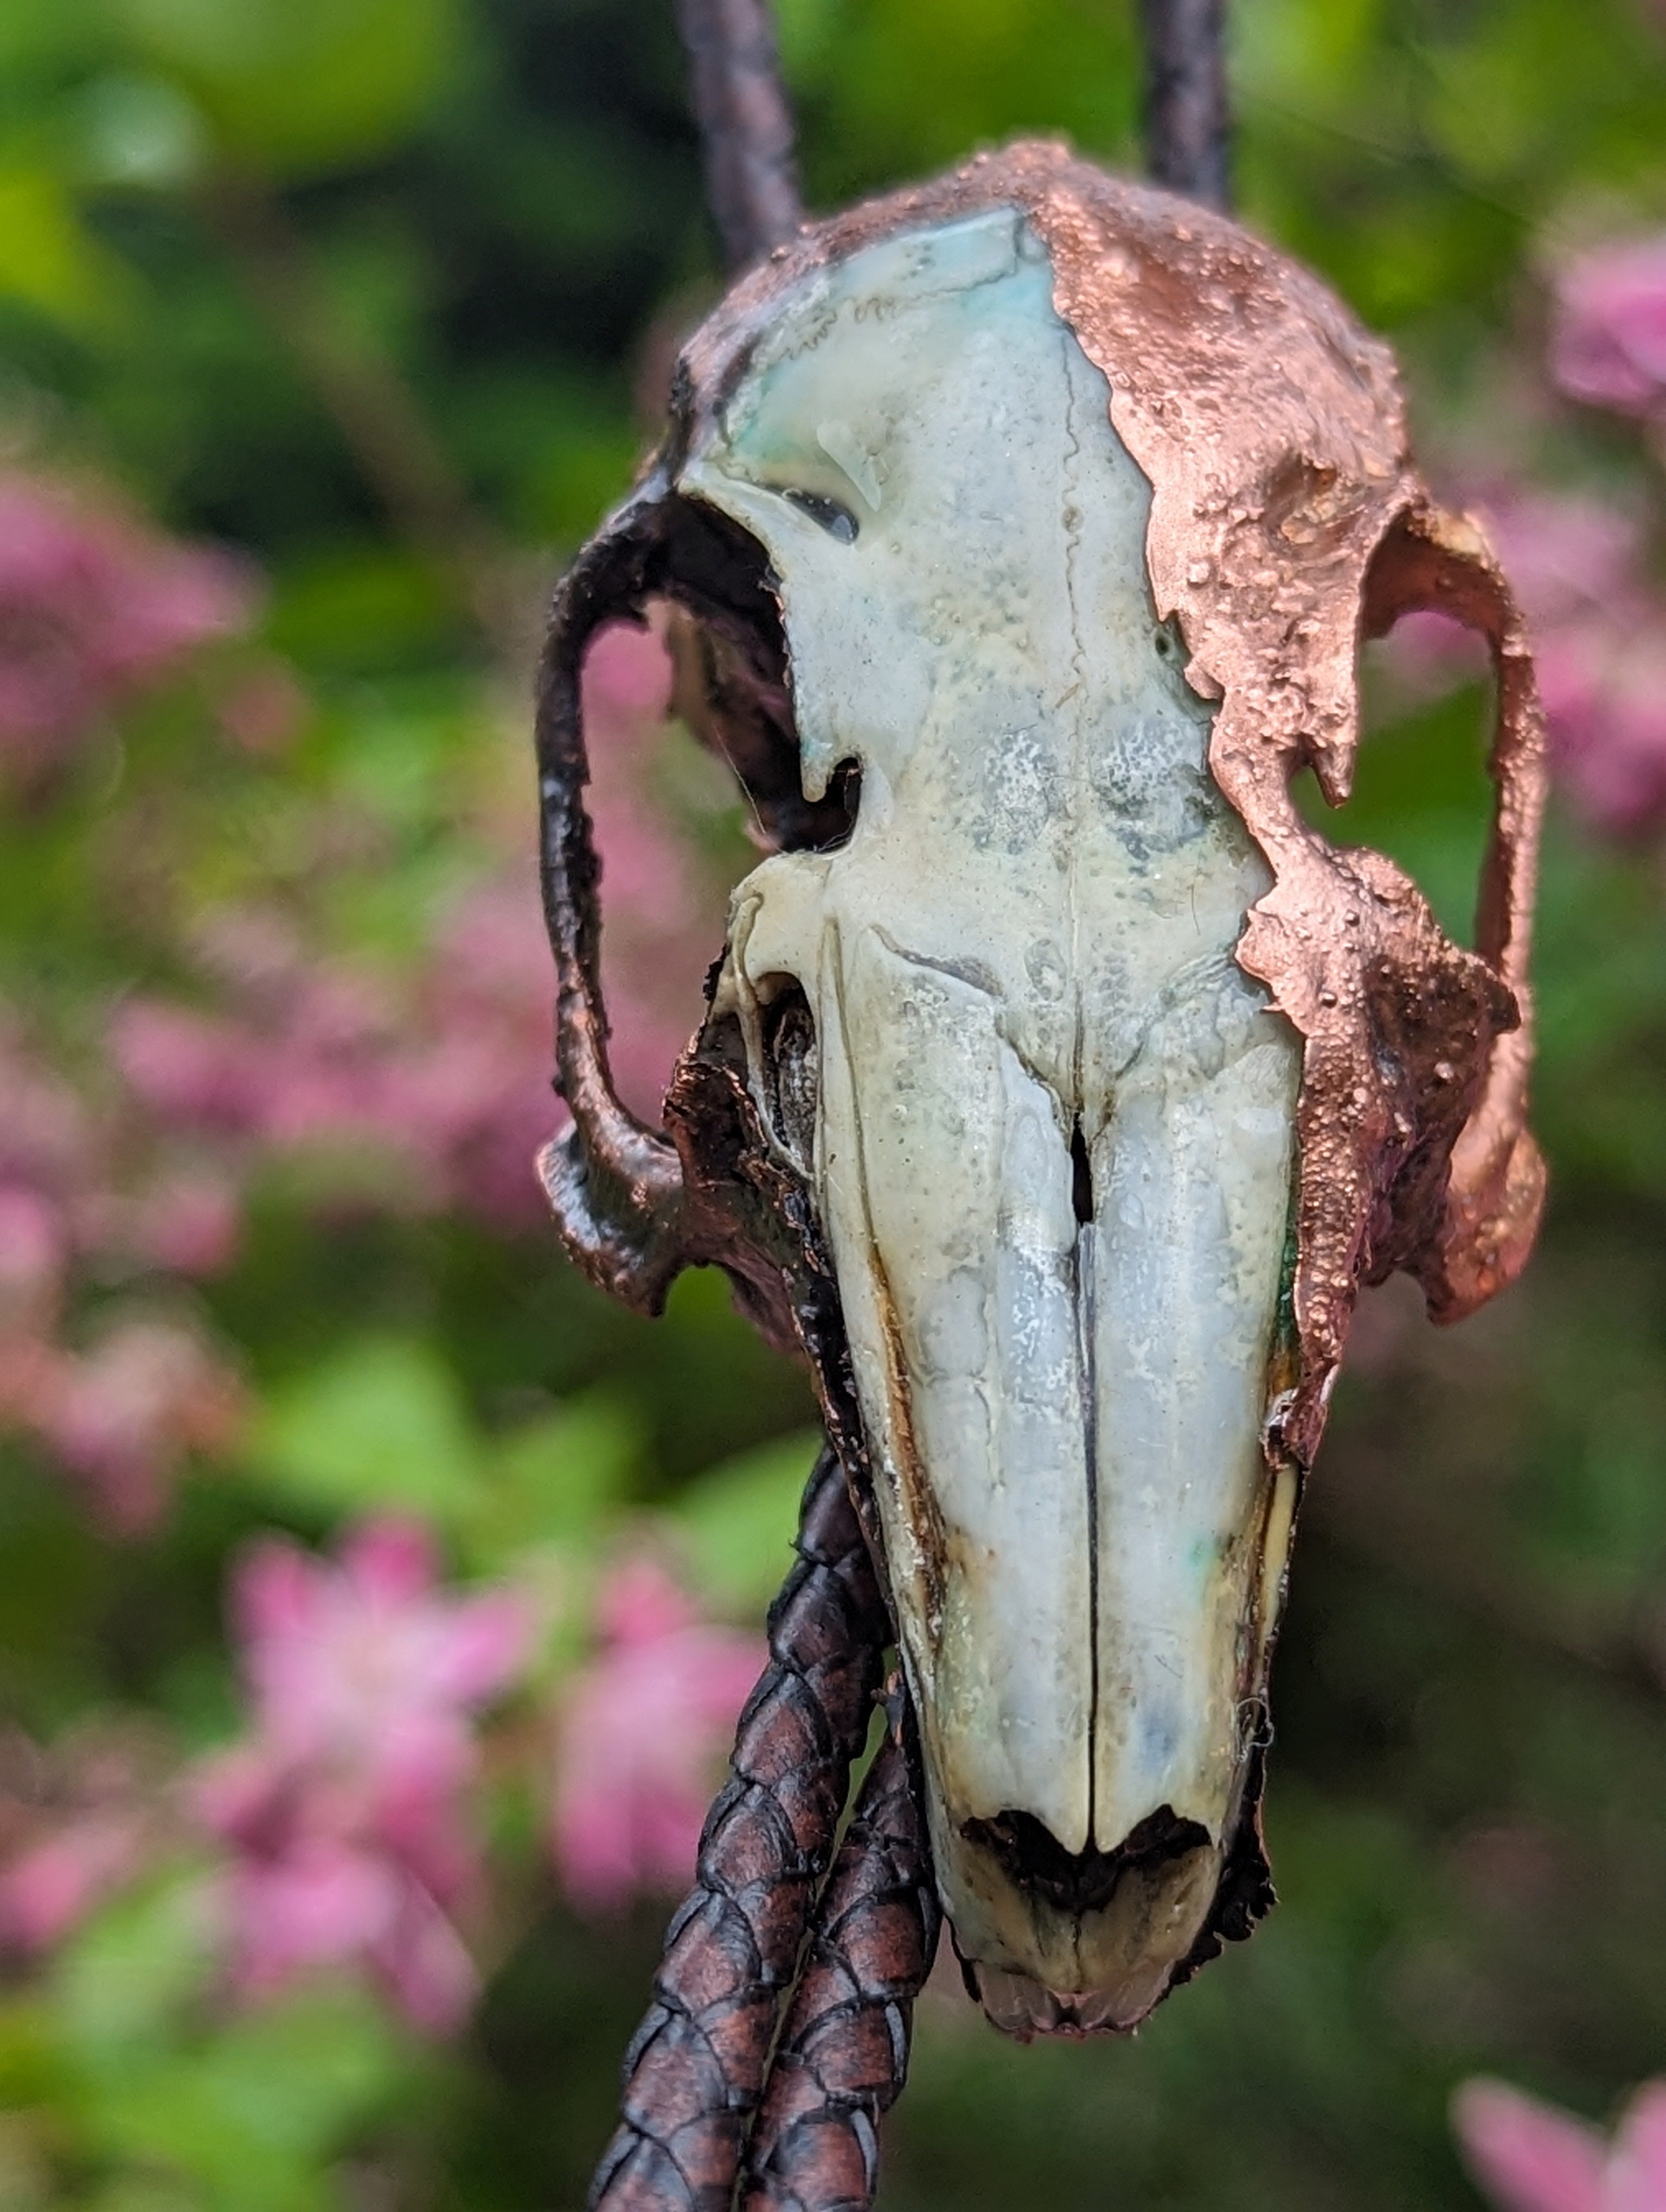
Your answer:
961;1805;1213;1918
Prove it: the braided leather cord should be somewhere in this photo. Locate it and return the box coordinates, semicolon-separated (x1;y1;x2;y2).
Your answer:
740;1701;940;2212
587;1444;891;2212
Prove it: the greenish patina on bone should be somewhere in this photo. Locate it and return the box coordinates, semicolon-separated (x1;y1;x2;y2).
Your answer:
683;207;1304;2033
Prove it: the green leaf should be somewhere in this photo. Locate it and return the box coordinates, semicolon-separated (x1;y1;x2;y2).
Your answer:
669;1430;823;1618
111;0;459;172
86;1987;404;2212
466;1394;641;1571
0;1996;71;2109
52;1876;214;2070
242;1336;481;1523
75;74;210;190
0;167;133;329
79;2180;206;2212
1295;681;1493;946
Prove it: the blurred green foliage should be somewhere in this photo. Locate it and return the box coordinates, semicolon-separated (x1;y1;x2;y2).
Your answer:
1;0;1666;2206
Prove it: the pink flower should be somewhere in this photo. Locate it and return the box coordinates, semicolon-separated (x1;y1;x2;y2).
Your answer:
1464;489;1666;837
1454;2076;1666;2212
406;876;574;1223
215;1838;477;2037
196;1520;530;2033
0;1186;66;1332
227;1519;529;1814
550;1556;762;1915
0;1724;176;1953
125;1167;241;1277
1474;492;1644;634
585;620;675;720
109;1000;271;1134
0;1013;253;1528
0;1810;148;1951
37;1318;245;1533
216;660;306;755
1535;623;1666;834
0;476;251;780
105;622;732;1221
0;1023;97;1212
1551;236;1666;416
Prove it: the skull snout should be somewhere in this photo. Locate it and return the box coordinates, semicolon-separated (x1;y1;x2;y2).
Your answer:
953;1805;1227;2039
717;882;1300;2029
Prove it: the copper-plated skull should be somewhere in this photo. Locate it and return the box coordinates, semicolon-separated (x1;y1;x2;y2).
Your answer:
534;142;1547;2039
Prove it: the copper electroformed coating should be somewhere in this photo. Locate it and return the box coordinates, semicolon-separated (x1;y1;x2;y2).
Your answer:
542;139;1548;1474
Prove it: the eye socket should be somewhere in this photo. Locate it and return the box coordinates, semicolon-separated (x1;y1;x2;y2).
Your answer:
781;488;859;544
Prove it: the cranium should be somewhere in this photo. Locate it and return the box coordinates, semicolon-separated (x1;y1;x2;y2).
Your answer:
535;142;1546;2039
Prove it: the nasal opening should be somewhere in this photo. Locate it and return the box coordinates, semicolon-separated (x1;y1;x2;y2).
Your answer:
960;1804;1214;1917
1070;1117;1094;1226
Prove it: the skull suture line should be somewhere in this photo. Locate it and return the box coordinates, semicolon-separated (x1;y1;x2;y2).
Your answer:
535;143;1547;2041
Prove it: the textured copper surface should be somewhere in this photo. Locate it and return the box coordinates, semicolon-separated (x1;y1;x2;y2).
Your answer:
588;1446;890;2212
540;143;1548;1461
1034;164;1547;1464
670;139;1548;1468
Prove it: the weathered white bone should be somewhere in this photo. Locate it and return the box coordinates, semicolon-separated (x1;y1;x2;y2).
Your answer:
683;208;1303;2034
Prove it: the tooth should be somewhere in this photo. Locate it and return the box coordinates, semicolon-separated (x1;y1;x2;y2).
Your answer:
687;204;1303;2032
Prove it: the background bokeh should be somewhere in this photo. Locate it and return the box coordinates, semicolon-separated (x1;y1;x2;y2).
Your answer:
2;0;1666;2205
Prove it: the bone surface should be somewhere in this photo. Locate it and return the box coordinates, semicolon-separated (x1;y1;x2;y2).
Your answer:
683;208;1303;2034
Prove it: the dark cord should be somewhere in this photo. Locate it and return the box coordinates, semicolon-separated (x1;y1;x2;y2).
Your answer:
585;1448;890;2211
674;0;803;272
1138;0;1232;210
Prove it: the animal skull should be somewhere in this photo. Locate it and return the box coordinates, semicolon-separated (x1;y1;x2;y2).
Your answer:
534;142;1547;2039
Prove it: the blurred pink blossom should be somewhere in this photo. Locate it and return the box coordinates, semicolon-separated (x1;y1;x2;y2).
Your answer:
196;1519;531;2033
1551;236;1666;417
1381;487;1666;837
404;876;576;1221
36;1318;246;1533
0;1724;177;1953
1454;2076;1666;2212
0;1022;98;1224
0;1008;240;1288
1369;607;1490;709
1477;489;1666;834
110;999;271;1135
1477;491;1645;633
0;475;251;781
124;1167;241;1276
216;660;307;755
1535;623;1666;834
0;1012;252;1527
0;1186;66;1333
549;1555;761;1915
109;899;553;1225
105;622;729;1226
0;1810;148;1951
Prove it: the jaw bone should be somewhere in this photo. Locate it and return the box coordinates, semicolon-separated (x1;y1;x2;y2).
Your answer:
683;206;1303;2036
